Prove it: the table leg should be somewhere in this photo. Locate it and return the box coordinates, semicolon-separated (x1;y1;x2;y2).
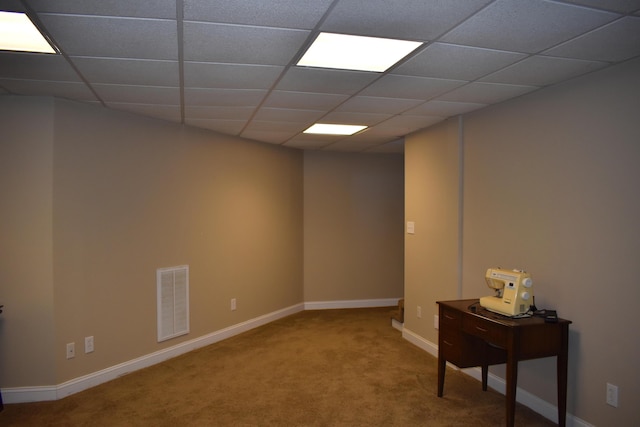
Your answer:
557;326;569;427
505;356;518;427
437;354;446;397
482;364;488;391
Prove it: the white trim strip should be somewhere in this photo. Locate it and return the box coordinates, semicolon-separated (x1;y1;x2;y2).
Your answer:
304;297;401;310
3;299;397;404
2;303;304;404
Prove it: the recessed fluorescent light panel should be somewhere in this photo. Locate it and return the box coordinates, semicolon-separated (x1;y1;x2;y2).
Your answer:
0;11;56;54
297;32;422;72
304;123;367;136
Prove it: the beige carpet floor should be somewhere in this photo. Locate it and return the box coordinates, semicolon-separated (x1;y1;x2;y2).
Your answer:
1;307;556;426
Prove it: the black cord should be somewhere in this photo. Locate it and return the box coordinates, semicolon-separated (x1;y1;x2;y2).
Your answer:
468;301;480;312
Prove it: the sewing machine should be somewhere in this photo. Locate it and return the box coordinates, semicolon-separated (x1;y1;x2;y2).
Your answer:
479;268;534;317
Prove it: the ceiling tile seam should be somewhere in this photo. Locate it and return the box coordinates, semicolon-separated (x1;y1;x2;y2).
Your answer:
435;1;622;59
273;0;502;146
433;0;499;42
65;56;179;64
380;31;620;121
106;102;181;107
35;12;176;23
552;0;638;15
92;83;181;89
177;0;185;124
237;0;342;140
181;19;317;33
458;14;626;86
183;60;282;68
269;50;435;146
539;15;633;63
237;0;493;145
22;0;106;107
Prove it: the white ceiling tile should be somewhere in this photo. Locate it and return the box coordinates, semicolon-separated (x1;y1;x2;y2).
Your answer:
321;0;493;40
183;22;309;65
184;62;283;89
1;0;634;152
252;107;324;123
354;126;405;139
29;0;177;18
184;0;334;28
335;96;423;114
558;0;640;14
406;100;487;116
321;111;392;126
72;58;179;86
184;88;267;107
377;115;445;133
40;15;178;60
0;52;80;81
367;139;405;153
283;135;336;150
241;129;296;144
441;0;618;53
360;75;466;100
93;84;180;104
346;131;401;143
0;78;98;101
544;16;640;62
241;121;304;142
242;120;306;133
276;67;379;95
263;91;349;110
185;105;256;120
481;56;608;86
437;82;538;104
185;118;246;135
107;103;182;122
393;43;527;80
1;0;24;13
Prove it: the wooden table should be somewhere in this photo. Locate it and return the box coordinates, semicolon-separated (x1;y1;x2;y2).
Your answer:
437;299;571;427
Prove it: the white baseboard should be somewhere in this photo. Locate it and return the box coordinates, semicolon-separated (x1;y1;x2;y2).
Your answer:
304;297;402;310
4;300;592;427
2;303;305;405
3;299;398;404
401;327;594;427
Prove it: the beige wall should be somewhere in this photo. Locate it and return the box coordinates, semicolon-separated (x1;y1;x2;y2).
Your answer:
304;151;404;302
1;97;304;385
0;97;57;386
404;118;461;340
0;97;405;391
405;57;640;425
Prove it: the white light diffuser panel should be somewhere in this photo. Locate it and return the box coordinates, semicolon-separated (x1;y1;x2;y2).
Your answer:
0;11;56;54
304;123;367;135
297;32;422;72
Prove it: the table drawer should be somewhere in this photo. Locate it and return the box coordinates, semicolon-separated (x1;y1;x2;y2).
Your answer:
440;306;463;328
462;315;508;347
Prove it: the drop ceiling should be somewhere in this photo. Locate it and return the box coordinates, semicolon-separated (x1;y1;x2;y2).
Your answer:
1;0;639;153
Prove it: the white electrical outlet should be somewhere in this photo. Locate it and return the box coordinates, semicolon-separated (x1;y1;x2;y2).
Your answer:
231;298;237;311
85;336;94;353
407;221;415;234
434;315;439;330
606;383;619;407
66;342;75;359
417;306;422;318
